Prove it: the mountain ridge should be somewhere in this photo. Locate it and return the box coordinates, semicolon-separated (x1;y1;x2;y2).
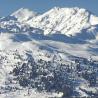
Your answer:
0;7;98;98
11;8;39;22
27;7;98;36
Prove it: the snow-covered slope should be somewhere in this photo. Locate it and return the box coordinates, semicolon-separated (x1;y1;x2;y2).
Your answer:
0;7;98;98
27;7;98;37
11;8;38;22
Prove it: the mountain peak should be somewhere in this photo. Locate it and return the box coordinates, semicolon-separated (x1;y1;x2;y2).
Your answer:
28;7;93;35
11;8;38;22
50;7;87;12
47;7;91;18
1;7;98;36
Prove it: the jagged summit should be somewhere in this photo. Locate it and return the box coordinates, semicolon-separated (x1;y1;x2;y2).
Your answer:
11;8;38;22
0;7;98;38
27;7;98;36
49;7;87;13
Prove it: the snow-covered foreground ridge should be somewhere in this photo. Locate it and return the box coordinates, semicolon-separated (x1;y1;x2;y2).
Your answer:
0;7;98;98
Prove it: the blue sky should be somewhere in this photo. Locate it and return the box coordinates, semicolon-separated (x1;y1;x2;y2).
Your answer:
0;0;98;16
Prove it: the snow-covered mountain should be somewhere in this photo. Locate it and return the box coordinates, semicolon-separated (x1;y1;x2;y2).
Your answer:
0;7;98;98
11;8;38;22
27;7;98;36
1;7;98;40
